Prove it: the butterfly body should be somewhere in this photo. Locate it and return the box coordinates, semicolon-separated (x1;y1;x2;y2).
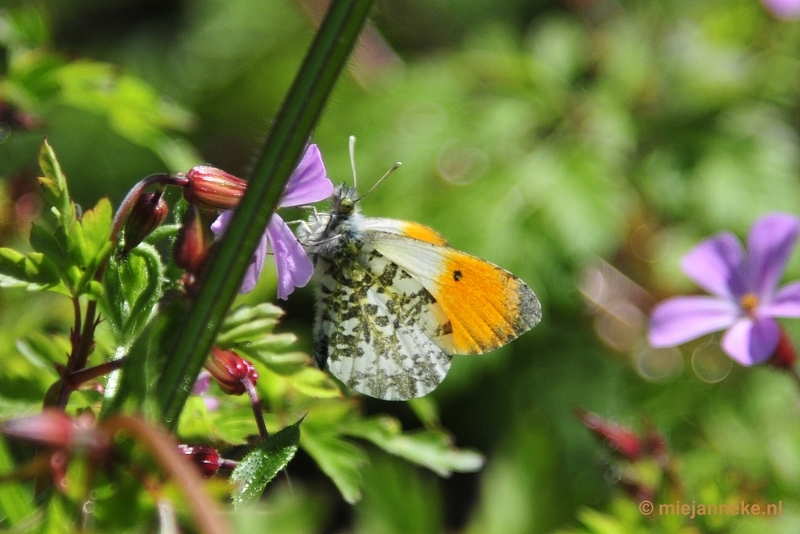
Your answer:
301;184;541;400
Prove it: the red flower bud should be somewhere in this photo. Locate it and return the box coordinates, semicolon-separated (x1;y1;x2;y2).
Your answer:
574;409;643;460
770;327;797;370
183;166;247;210
173;205;210;274
123;192;168;253
205;347;259;395
178;444;223;478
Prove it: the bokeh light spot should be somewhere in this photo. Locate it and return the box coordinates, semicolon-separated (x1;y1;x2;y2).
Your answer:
692;341;732;383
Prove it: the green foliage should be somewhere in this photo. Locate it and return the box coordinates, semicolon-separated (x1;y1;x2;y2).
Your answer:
231;419;302;507
4;0;800;533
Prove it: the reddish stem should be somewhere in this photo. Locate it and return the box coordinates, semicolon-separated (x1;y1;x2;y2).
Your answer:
243;377;269;441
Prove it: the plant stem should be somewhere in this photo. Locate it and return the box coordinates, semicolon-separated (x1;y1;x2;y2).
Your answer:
155;0;377;428
243;378;269;441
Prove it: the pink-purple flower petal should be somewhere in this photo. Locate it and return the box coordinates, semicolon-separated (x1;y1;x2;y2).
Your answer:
681;233;748;300
762;0;800;19
240;230;268;293
761;281;800;318
747;213;800;301
721;316;780;366
280;145;334;207
266;213;314;300
649;296;739;347
211;210;267;294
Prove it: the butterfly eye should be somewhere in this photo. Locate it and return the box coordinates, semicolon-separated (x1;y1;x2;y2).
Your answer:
339;197;355;215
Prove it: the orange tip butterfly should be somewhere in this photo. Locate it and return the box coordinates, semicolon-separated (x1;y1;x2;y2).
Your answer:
300;139;541;400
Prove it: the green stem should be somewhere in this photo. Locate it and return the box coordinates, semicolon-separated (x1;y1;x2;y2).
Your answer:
155;0;376;427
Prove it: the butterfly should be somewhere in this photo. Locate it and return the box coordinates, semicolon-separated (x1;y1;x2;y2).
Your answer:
299;171;541;401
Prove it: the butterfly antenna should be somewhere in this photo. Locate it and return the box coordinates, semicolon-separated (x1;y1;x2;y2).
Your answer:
355;162;402;203
349;135;358;189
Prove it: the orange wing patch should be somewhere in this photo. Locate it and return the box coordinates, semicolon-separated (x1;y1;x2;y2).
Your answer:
401;222;448;246
434;251;540;354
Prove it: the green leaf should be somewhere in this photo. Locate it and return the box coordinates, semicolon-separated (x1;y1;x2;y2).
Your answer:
249;350;311;376
408;397;441;429
29;223;68;268
230;419;302;507
15;333;70;370
284;367;342;398
217;303;284;344
37;139;70;220
301;426;365;504
80;197;113;265
102;296;189;419
0;435;36;525
343;416;485;477
100;244;164;345
0;247;67;293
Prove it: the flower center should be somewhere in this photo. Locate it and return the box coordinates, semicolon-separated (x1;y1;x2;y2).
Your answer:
740;292;759;315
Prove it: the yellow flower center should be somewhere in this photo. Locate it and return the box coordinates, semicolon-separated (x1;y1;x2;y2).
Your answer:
740;292;759;315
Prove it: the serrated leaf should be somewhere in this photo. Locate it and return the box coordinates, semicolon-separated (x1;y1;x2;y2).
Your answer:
230;419;302;507
29;223;68;269
80;197;113;263
0;247;67;293
343;416;484;476
301;427;365;504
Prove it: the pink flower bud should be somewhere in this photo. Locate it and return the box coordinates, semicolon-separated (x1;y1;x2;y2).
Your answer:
205;347;259;395
574;409;643;460
178;444;223;478
0;410;107;453
183;166;247;210
173;205;210;275
123;192;169;253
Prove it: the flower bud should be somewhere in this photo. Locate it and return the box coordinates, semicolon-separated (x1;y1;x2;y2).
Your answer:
123;192;168;253
205;347;259;395
178;444;223;477
0;410;107;453
574;409;643;460
183;166;247;210
174;205;209;274
770;327;797;370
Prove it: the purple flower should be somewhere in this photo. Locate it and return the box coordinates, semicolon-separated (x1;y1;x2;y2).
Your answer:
649;213;800;366
211;144;333;299
762;0;800;19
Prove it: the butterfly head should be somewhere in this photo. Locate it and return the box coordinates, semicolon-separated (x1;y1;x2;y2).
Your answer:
332;184;359;218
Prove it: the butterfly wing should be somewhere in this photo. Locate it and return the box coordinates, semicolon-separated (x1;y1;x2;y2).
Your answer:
313;243;453;400
365;230;542;355
361;217;448;246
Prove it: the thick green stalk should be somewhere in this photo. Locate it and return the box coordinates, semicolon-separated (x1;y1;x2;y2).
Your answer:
155;0;376;427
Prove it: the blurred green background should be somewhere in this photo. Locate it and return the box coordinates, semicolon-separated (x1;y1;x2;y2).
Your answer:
4;0;800;532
